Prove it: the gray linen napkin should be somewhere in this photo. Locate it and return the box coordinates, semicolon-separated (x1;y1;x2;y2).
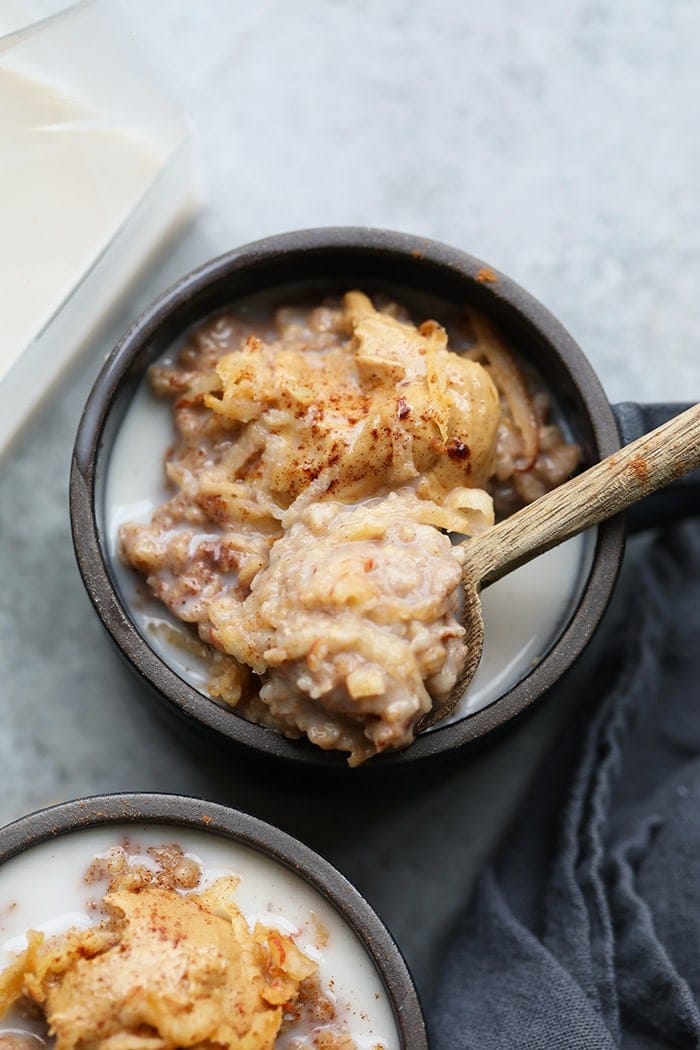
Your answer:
430;520;700;1049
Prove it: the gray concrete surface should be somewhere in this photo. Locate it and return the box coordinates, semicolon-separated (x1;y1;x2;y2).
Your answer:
1;0;699;1008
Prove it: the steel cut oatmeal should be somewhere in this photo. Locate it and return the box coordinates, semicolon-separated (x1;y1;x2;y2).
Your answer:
120;291;579;764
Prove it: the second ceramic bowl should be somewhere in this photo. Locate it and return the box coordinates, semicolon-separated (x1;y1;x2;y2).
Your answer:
0;793;427;1047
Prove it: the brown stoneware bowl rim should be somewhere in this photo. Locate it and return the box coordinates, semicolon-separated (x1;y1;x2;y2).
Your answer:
70;226;625;770
0;791;428;1049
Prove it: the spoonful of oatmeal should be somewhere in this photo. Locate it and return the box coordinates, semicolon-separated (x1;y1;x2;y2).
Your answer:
421;402;700;730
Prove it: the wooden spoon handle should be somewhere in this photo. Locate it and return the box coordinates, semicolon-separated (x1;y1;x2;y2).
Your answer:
464;403;700;586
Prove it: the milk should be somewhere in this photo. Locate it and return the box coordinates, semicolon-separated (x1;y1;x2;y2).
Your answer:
0;68;164;382
0;1;193;454
0;825;398;1048
105;372;590;726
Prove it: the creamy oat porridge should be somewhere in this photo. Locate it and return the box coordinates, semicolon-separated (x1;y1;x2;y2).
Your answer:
117;291;580;765
0;828;396;1049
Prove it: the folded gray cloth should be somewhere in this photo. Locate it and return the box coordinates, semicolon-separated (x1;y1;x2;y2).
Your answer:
430;521;700;1049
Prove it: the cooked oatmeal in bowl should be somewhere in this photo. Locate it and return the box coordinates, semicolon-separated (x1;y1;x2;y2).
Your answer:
115;289;580;766
71;229;625;768
0;794;421;1048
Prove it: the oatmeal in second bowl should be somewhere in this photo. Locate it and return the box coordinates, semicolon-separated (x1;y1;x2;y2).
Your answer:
0;794;422;1048
71;229;624;769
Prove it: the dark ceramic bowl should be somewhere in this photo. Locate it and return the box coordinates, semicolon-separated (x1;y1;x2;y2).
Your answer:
0;792;426;1048
70;227;695;771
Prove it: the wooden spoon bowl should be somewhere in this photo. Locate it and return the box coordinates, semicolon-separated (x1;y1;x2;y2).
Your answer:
421;403;700;730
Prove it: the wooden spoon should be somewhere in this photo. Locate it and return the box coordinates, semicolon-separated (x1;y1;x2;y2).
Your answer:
421;402;700;730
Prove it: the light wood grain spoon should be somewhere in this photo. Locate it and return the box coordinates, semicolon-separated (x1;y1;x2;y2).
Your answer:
420;402;700;731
